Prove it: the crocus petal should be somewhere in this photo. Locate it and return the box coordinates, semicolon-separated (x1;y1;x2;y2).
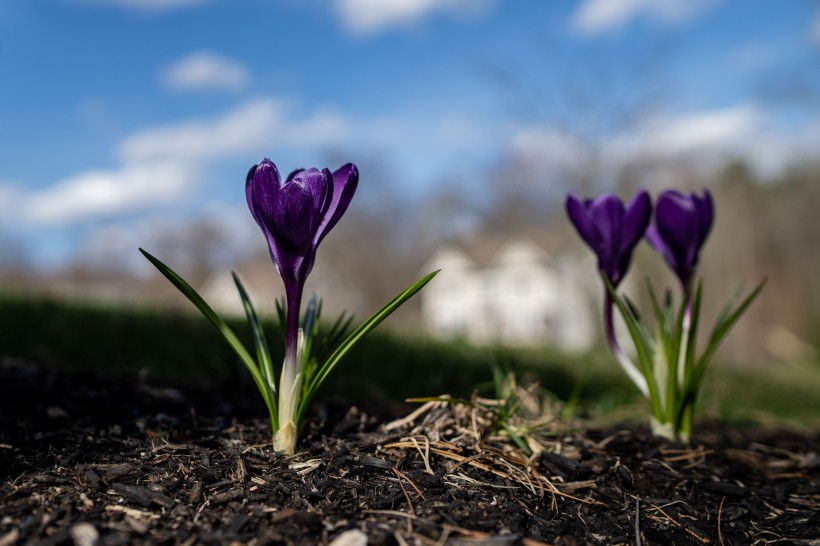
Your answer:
655;191;698;253
245;159;357;289
648;189;714;287
271;181;321;254
246;159;280;229
646;224;677;272
621;190;652;253
289;168;333;225
284;168;303;184
566;192;598;251
694;190;714;248
656;190;701;278
567;191;650;287
316;163;358;246
587;194;625;280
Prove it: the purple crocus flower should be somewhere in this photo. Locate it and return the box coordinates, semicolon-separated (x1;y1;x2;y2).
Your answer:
565;190;652;287
646;189;713;290
246;159;358;341
566;190;652;397
246;159;358;449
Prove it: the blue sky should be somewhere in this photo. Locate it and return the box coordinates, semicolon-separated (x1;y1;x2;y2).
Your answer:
1;0;819;270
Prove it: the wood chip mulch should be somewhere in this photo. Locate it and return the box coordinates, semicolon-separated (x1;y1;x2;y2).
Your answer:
1;358;818;545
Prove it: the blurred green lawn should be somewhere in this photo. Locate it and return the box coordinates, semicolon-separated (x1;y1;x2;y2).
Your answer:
1;294;818;431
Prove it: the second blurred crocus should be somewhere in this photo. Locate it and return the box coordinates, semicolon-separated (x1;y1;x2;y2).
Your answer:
646;189;713;291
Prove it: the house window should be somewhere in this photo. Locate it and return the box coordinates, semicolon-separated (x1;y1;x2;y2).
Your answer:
444;280;460;300
516;273;529;294
485;273;501;298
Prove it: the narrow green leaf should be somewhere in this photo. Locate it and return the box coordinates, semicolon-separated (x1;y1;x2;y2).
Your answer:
625;295;653;342
300;295;320;384
713;281;747;331
603;277;661;417
684;282;703;374
140;249;275;422
670;290;686;359
501;422;531;456
646;280;665;336
323;311;355;353
688;278;766;393
275;297;287;335
406;396;474;405
297;270;440;422
232;272;277;415
646;282;677;404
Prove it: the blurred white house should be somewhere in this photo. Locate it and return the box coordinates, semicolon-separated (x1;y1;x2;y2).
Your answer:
420;232;597;350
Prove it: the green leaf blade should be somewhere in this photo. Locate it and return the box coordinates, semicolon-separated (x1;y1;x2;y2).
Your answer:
232;272;278;428
140;249;275;422
297;270;440;422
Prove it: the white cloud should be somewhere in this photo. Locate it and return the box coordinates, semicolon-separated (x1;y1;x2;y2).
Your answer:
625;105;760;157
119;98;395;163
5;98;396;226
72;0;209;12
0;183;17;208
628;107;820;178
812;12;820;44
334;0;493;35
727;44;775;74
434;116;488;148
23;160;195;225
572;0;715;35
508;127;584;172
502;104;820;181
76;203;258;275
163;52;250;92
119;100;282;163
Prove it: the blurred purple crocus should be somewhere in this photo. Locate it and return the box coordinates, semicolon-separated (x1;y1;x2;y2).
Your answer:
246;159;358;448
646;189;713;291
566;190;652;397
566;190;652;287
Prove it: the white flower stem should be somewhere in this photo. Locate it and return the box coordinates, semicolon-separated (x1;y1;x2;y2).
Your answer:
605;293;649;398
274;328;304;454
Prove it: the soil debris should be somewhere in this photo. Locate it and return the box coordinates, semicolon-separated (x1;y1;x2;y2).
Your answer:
1;358;818;545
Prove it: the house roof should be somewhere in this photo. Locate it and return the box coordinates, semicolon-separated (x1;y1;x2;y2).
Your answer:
428;227;574;269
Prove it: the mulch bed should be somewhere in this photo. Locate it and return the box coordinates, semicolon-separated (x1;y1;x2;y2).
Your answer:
1;358;818;545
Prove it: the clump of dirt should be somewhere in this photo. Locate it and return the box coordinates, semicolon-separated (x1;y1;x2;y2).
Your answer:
1;358;818;545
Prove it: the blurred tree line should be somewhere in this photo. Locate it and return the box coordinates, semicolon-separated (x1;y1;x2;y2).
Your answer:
2;154;818;366
4;40;820;366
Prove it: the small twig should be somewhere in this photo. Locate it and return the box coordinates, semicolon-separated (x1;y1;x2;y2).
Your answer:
393;467;425;501
405;436;434;474
433;527;450;546
104;505;160;520
193;499;209;524
718;496;726;546
393;531;410;546
443;453;483;476
393;530;410;546
384;400;441;431
391;469;415;532
385;439;600;506
650;503;710;544
634;497;642;546
661;446;713;466
396;476;415;515
364;509;492;540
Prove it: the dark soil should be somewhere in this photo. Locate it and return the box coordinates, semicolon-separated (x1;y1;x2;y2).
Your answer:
1;358;818;546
